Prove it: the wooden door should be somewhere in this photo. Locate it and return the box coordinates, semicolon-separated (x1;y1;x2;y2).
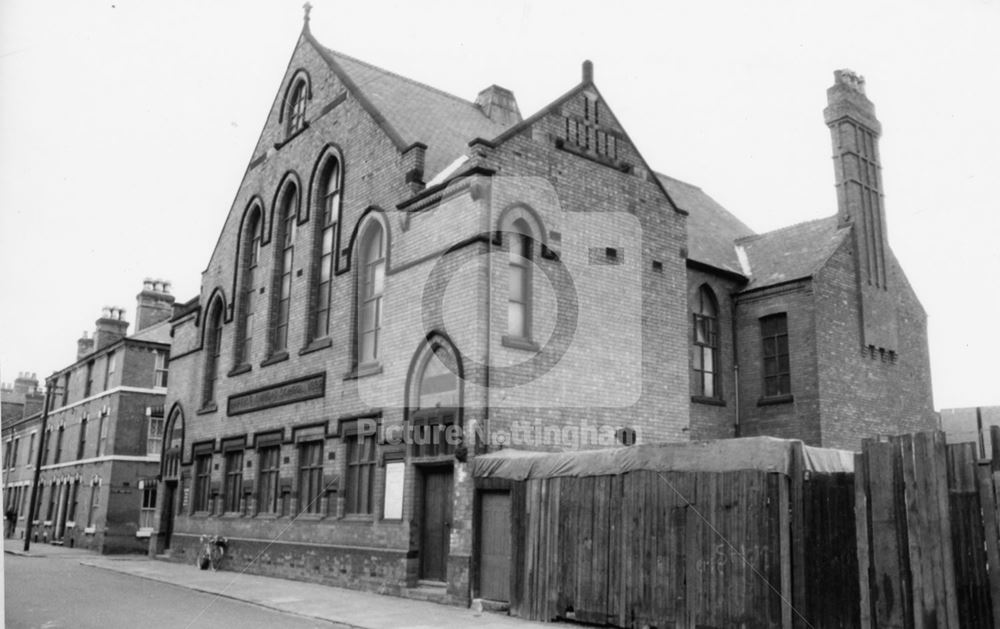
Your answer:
420;468;453;581
161;481;176;549
479;491;512;601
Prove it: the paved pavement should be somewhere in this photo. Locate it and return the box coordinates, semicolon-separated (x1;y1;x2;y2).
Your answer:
4;540;542;628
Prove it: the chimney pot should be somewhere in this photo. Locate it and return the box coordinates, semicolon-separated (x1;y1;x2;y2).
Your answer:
474;85;522;126
582;60;594;83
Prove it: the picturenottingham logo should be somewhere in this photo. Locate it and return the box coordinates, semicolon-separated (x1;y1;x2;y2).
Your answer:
357;175;643;409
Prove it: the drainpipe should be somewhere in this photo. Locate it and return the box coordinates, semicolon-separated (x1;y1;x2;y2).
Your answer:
731;292;741;437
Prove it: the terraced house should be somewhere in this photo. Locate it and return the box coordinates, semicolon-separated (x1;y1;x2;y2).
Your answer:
2;281;174;552
152;11;934;604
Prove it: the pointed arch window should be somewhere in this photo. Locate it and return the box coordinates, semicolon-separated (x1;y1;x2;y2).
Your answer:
236;208;262;366
410;342;461;459
312;158;341;341
287;79;308;136
693;285;720;399
507;219;533;340
202;300;224;407
272;185;298;355
357;220;385;366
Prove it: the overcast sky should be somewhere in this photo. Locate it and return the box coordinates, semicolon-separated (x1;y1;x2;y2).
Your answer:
1;0;997;410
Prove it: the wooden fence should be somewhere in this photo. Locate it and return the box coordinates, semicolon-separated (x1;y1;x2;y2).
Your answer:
855;430;1000;629
506;448;859;627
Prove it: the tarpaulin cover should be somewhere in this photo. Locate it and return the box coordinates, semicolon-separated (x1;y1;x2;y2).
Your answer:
472;436;854;480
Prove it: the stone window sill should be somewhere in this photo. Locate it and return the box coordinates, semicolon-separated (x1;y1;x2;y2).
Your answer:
757;394;794;407
341;513;374;523
344;362;383;381
261;351;289;368
501;335;539;352
691;395;726;407
228;364;252;377
197;403;218;415
299;337;333;356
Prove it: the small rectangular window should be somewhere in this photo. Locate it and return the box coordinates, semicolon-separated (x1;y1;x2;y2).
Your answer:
193;453;212;513
344;433;376;515
104;351;116;390
223;449;244;513
257;445;281;515
84;361;94;398
297;441;323;515
140;484;157;529
153;351;169;388
761;313;791;397
147;412;164;457
77;418;88;460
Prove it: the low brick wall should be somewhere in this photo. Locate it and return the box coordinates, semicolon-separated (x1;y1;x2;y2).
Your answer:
168;533;414;595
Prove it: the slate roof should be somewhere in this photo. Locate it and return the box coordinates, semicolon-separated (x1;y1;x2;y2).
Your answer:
319;42;849;293
656;173;754;275
326;49;514;179
129;318;172;345
736;216;851;290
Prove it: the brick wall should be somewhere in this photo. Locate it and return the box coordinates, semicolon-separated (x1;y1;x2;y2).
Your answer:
734;281;822;445
814;236;935;450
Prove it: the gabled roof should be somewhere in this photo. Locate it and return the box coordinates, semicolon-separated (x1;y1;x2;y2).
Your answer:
657;173;754;275
129;319;172;345
322;49;515;178
736;216;851;290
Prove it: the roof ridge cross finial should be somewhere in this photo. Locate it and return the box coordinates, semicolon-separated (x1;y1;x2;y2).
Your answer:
303;2;312;24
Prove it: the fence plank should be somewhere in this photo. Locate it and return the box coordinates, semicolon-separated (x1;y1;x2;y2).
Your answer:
856;450;873;629
930;433;961;628
976;463;1000;628
899;434;928;629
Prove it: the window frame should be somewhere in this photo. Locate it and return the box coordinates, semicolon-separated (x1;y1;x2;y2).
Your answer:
693;285;721;400
192;452;212;514
256;444;281;515
104;351;116;390
153;350;169;388
356;220;386;367
222;449;244;514
271;186;298;356
343;430;376;516
77;417;88;460
760;313;791;398
202;300;224;407
311;158;341;342
296;440;324;516
507;220;533;341
236;209;262;367
286;79;308;136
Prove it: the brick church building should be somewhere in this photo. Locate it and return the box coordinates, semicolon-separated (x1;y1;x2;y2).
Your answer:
152;11;934;603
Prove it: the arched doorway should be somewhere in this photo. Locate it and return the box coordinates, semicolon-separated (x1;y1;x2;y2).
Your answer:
407;337;463;582
158;406;184;551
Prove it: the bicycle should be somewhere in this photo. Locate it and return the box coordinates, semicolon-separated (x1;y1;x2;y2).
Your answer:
197;534;227;571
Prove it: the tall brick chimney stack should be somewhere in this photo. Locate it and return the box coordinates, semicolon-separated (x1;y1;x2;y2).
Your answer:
94;306;129;350
823;69;897;351
824;69;887;289
475;85;522;126
135;278;176;332
77;331;95;359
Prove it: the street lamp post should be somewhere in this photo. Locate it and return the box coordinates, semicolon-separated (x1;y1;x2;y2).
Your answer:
23;379;55;552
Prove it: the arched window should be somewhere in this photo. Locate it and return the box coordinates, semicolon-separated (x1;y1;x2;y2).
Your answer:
235;208;262;366
203;299;224;407
312;158;341;340
162;407;184;480
357;220;385;365
272;185;298;354
409;341;462;458
287;79;308;136
693;285;720;398
508;219;533;339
